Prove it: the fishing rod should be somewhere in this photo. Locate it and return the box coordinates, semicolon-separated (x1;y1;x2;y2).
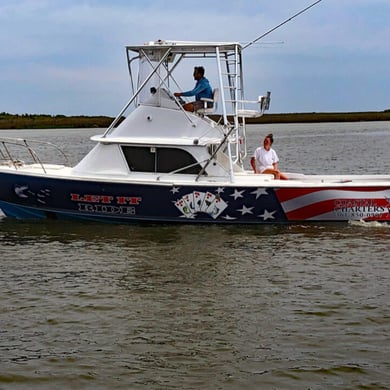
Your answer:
242;0;323;50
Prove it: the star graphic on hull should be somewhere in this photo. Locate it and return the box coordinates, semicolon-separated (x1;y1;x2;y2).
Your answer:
222;214;237;220
237;205;254;215
231;189;245;200
216;187;225;194
251;188;268;199
258;209;276;220
170;186;180;194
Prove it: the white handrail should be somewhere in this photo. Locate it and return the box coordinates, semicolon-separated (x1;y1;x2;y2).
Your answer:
0;137;69;173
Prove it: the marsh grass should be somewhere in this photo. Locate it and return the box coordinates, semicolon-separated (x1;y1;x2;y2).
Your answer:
1;110;389;129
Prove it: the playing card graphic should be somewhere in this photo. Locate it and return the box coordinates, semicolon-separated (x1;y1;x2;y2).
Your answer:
183;192;195;213
206;196;228;219
174;191;228;219
201;192;216;212
174;198;194;217
193;191;205;212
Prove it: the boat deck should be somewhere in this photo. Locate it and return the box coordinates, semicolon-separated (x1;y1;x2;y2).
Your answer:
1;163;390;189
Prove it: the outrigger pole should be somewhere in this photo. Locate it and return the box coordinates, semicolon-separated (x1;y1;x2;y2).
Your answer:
242;0;323;50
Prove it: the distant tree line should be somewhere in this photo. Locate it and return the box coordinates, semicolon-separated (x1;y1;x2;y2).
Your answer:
1;110;390;129
0;112;115;129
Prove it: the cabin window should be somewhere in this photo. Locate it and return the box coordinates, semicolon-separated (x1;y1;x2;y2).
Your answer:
121;146;203;174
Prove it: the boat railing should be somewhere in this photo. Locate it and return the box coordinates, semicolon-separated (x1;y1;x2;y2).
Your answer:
237;92;271;119
0;137;69;173
226;91;271;168
156;159;210;180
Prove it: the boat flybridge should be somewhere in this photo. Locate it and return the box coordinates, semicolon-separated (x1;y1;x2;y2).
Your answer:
82;39;272;184
0;39;389;224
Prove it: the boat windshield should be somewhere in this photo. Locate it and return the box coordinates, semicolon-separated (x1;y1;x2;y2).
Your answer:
137;51;171;105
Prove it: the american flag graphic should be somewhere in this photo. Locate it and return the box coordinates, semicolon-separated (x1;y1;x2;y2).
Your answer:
170;185;390;223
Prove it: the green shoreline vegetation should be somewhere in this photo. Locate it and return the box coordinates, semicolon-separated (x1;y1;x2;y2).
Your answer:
0;113;114;129
1;110;390;129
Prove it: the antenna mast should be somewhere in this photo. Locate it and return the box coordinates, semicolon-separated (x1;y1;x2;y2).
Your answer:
242;0;323;50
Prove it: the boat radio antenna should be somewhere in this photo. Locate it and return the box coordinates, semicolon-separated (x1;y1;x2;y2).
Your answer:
242;0;323;50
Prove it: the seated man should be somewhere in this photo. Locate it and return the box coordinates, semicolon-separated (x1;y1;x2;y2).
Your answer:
174;66;213;112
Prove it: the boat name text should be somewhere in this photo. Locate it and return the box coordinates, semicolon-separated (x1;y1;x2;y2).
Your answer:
70;193;142;215
70;193;142;205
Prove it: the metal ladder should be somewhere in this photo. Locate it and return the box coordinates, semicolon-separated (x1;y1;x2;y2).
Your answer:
215;45;246;166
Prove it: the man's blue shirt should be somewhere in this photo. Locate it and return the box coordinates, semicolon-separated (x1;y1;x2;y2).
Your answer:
181;77;213;101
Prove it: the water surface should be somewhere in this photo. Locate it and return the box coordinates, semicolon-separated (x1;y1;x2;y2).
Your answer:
1;122;390;389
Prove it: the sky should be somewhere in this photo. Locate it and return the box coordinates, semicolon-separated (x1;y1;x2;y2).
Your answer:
0;0;389;116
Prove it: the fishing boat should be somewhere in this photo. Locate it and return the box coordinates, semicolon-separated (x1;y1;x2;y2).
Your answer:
0;39;389;224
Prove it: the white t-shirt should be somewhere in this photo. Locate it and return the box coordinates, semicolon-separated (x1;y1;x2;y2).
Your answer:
253;147;279;173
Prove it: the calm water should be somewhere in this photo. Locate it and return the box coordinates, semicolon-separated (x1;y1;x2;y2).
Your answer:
1;122;390;389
